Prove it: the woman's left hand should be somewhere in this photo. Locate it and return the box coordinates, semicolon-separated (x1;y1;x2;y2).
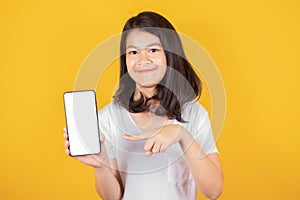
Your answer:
123;124;192;156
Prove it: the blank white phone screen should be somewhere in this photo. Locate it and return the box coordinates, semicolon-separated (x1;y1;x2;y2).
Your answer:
63;90;101;156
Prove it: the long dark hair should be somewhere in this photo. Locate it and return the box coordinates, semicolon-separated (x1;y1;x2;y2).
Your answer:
114;11;202;122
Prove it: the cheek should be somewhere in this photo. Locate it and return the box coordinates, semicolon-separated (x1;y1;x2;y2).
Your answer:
155;54;167;66
162;56;167;66
126;56;134;71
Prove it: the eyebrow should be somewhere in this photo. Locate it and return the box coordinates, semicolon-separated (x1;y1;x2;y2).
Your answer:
126;43;163;49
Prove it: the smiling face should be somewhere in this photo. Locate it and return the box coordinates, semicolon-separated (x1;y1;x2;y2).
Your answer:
125;30;167;91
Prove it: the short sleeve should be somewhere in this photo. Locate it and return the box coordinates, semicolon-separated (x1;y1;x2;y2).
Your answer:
193;104;219;155
98;106;116;158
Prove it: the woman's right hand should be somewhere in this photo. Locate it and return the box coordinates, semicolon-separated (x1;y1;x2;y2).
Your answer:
63;127;110;169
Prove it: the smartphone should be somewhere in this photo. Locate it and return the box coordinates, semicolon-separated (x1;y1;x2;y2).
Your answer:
63;90;101;156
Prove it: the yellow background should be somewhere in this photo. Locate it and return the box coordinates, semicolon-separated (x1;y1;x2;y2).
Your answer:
1;0;299;199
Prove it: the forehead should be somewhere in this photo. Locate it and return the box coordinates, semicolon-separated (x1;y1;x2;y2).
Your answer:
126;30;162;48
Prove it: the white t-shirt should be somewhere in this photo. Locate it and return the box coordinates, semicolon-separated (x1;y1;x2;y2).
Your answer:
98;101;219;200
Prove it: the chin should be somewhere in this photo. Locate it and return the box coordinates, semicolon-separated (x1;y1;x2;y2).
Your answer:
136;81;159;88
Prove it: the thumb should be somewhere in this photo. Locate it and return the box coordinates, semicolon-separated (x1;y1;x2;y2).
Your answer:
100;134;105;143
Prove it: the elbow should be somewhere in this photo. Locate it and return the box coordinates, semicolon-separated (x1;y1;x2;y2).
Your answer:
206;188;223;200
199;175;223;200
206;169;224;199
204;182;223;200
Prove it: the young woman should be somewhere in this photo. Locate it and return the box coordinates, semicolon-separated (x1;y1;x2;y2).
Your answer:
64;11;223;200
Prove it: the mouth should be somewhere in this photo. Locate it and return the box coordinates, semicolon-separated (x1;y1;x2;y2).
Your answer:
134;65;157;73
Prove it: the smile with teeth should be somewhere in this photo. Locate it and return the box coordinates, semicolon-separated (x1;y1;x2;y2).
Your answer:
134;65;158;73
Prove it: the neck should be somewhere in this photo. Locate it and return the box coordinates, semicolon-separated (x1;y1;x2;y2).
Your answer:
134;85;156;100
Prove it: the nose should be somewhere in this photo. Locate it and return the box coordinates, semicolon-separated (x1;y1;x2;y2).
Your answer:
138;49;151;65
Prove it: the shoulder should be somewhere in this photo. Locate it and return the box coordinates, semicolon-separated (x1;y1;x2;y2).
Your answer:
98;102;123;115
98;102;128;122
97;102;125;130
182;101;209;119
98;102;118;121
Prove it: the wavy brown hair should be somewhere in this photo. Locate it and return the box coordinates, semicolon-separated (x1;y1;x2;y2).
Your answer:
114;11;202;122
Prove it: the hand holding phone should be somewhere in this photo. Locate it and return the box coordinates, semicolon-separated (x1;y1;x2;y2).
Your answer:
63;127;110;168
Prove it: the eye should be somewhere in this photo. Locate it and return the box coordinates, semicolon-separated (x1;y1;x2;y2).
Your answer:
128;50;138;55
149;48;159;53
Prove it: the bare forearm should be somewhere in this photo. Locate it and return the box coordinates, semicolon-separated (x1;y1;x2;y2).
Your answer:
94;167;123;200
179;133;223;199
